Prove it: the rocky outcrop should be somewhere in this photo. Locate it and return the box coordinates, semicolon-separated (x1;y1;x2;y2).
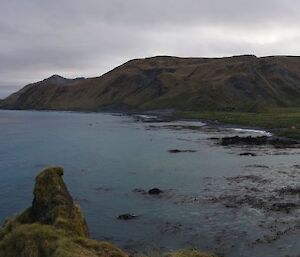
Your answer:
0;167;127;257
31;167;89;237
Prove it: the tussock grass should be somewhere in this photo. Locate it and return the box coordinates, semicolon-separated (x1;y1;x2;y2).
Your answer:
177;108;300;139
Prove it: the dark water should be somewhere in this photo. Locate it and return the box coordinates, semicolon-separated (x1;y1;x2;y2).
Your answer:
0;110;300;257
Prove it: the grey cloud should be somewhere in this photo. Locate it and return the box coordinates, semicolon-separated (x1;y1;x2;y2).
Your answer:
0;0;300;97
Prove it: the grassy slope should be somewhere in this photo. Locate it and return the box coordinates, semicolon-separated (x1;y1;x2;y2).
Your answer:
2;55;300;113
177;107;300;139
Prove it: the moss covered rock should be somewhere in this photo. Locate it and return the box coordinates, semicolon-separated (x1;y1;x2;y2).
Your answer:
31;167;89;237
0;223;128;257
0;167;128;257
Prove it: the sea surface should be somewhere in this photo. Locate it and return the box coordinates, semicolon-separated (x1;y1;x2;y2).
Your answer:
0;110;300;257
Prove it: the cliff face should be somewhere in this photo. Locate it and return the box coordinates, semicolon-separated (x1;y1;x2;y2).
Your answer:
1;55;300;112
0;167;128;257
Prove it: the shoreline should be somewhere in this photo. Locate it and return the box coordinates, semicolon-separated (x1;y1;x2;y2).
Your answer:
1;108;300;143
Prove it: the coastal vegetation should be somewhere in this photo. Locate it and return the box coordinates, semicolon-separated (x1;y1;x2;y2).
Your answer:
177;107;300;139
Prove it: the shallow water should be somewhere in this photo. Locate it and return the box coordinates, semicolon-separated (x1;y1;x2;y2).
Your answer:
0;110;300;257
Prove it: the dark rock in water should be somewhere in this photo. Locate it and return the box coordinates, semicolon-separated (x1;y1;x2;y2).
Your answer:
226;175;269;184
132;188;147;194
220;135;298;147
134;187;168;197
270;137;299;147
117;213;138;221
169;149;181;153
277;186;300;196
168;149;197;153
148;188;163;195
239;152;257;156
221;136;268;146
245;164;269;169
95;186;112;192
270;203;299;213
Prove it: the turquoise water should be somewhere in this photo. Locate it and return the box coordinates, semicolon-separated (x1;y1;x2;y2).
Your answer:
0;110;300;257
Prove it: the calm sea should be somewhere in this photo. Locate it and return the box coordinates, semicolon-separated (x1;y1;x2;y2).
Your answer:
0;110;299;257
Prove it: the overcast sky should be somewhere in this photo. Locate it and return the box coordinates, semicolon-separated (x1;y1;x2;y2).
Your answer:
0;0;299;98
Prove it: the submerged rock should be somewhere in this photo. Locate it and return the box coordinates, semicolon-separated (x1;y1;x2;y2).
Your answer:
220;135;298;147
221;135;269;146
168;149;197;153
148;188;163;195
132;188;147;194
277;186;300;196
0;167;128;257
270;202;299;213
117;214;138;221
239;152;257;156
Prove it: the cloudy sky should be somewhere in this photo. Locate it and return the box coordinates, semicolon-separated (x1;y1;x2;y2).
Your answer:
0;0;299;98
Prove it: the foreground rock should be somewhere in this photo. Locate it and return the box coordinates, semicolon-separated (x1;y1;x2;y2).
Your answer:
0;167;128;257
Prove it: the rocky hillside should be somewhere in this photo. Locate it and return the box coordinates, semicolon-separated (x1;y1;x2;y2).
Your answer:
1;55;300;112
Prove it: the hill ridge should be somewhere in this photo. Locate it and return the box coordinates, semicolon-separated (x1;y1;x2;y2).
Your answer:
1;55;300;112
